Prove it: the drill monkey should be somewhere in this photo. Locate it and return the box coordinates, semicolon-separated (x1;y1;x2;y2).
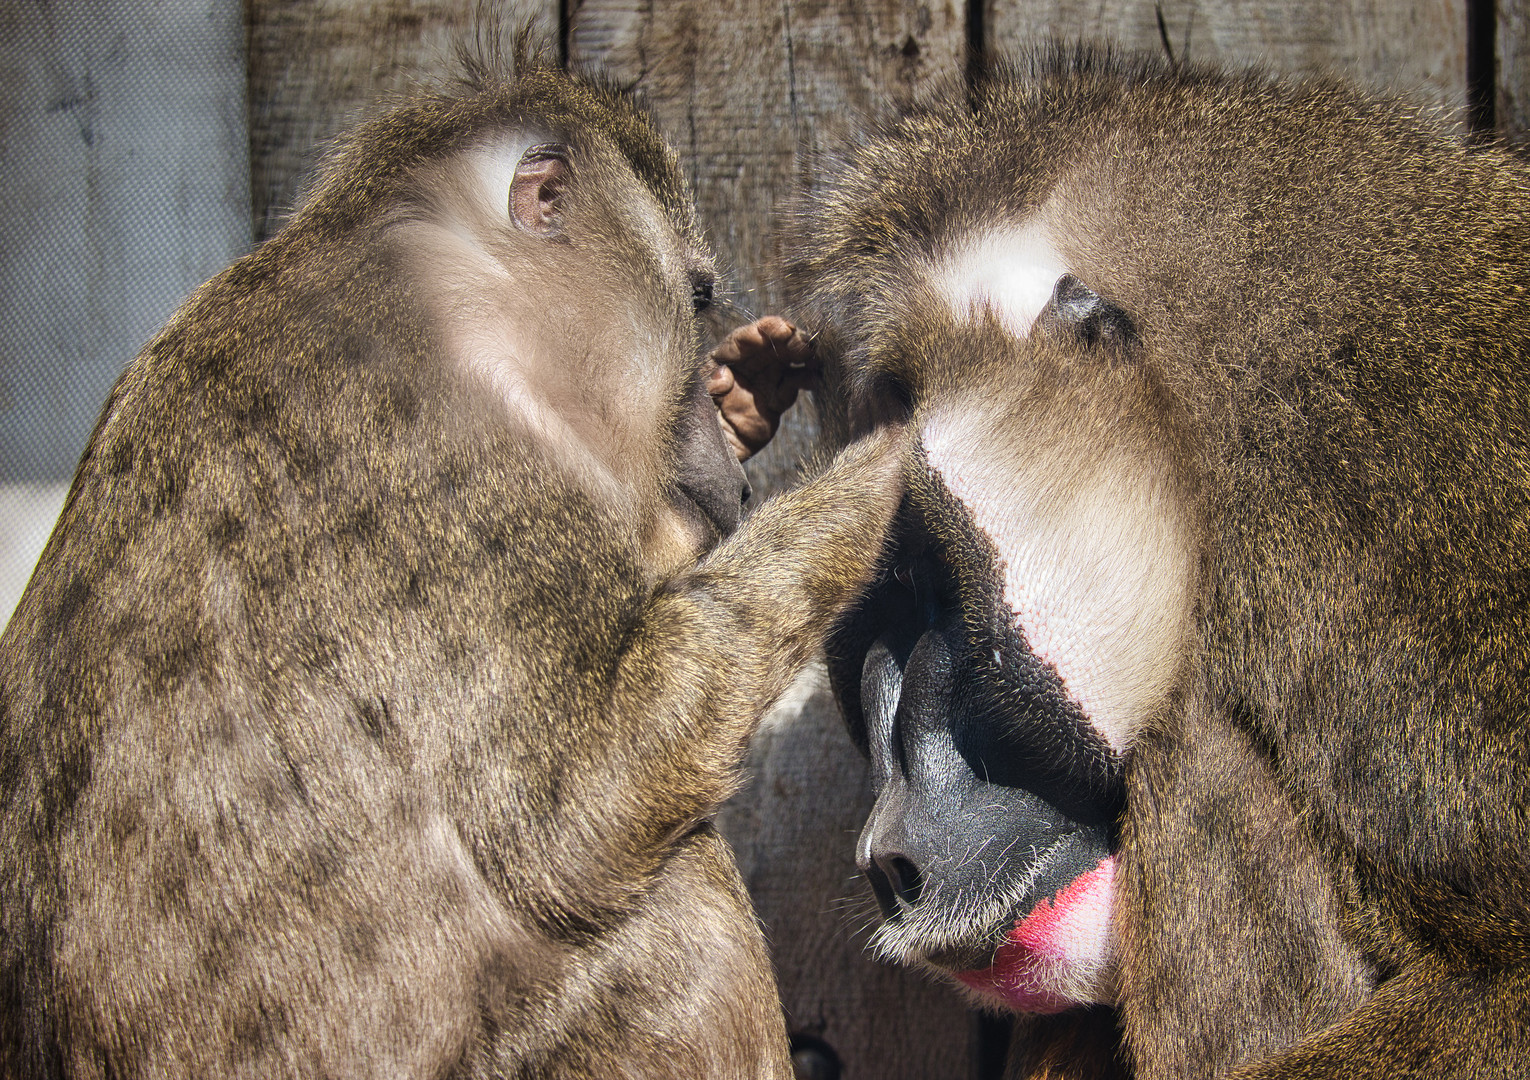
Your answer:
790;52;1530;1078
0;55;902;1079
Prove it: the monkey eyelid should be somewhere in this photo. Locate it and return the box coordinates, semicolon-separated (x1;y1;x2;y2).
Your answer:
518;140;570;164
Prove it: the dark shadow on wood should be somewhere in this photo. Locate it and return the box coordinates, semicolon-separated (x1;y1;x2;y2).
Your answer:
967;0;986;87
558;0;571;70
1468;0;1497;133
971;1010;1014;1080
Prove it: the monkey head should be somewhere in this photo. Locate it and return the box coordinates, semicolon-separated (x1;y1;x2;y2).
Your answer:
788;55;1232;1016
796;48;1530;1078
303;59;750;561
819;286;1199;1014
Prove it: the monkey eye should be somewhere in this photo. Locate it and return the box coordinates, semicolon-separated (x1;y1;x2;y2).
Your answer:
691;275;714;313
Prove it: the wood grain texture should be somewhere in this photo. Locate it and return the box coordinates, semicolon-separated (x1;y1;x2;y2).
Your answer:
570;4;983;1075
1501;0;1530;141
986;0;1467;110
245;0;556;239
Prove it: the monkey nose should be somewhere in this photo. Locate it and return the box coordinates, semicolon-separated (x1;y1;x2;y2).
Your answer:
858;781;930;917
860;850;925;916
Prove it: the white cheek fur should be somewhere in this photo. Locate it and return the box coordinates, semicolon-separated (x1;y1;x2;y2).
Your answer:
924;412;1195;753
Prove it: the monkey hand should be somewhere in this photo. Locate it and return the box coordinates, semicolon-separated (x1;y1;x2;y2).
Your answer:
707;315;819;460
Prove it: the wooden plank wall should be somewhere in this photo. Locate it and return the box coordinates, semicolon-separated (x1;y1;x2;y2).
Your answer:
990;0;1466;106
240;2;1485;1077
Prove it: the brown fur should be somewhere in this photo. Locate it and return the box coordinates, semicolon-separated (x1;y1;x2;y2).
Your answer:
788;48;1530;1078
0;58;904;1078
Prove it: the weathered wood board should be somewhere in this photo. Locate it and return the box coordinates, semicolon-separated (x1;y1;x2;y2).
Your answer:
1501;0;1530;140
987;0;1468;109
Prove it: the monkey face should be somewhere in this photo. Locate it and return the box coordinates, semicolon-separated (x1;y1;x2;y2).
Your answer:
387;106;747;559
823;286;1200;1014
826;468;1123;1014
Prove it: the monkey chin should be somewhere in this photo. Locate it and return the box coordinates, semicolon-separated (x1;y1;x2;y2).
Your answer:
952;856;1117;1015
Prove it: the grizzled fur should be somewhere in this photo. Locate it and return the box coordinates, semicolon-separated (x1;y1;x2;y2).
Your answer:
0;58;903;1078
789;49;1530;1078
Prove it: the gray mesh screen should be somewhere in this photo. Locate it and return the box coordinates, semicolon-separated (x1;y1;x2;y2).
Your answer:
0;0;251;628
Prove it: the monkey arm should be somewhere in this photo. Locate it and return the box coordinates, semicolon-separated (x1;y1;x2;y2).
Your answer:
486;429;903;930
608;427;903;842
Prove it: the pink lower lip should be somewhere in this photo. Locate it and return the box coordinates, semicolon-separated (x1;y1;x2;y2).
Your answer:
953;857;1115;1014
955;958;1078;1015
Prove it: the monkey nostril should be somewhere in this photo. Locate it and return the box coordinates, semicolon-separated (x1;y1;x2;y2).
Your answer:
864;853;923;915
882;854;924;906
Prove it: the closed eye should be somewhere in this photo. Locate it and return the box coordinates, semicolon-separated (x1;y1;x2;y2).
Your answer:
691;274;714;313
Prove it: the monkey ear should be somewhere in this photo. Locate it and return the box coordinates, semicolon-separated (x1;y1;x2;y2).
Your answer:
509;143;570;237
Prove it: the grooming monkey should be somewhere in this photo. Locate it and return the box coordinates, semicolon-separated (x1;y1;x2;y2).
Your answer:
788;51;1530;1078
0;55;902;1079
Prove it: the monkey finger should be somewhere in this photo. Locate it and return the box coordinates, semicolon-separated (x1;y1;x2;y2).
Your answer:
707;360;737;398
715;411;751;461
749;315;799;345
749;384;802;426
708;323;764;367
751;361;823;416
749;316;817;367
781;334;819;377
707;318;821;458
718;383;777;459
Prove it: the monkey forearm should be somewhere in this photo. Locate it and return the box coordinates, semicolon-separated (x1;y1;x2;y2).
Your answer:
609;428;904;830
471;430;903;920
